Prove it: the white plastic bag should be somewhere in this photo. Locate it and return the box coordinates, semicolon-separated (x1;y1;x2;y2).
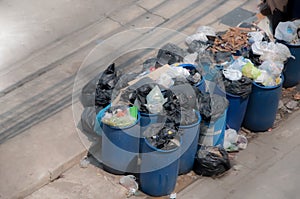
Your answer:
145;86;167;114
223;69;242;81
275;21;298;43
156;73;174;89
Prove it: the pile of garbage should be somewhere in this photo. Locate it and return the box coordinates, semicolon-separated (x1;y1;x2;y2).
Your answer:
78;22;299;197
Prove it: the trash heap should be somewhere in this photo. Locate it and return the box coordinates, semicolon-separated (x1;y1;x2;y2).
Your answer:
78;23;299;198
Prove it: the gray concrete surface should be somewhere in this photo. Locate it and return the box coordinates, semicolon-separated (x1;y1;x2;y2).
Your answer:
0;0;262;198
179;110;300;199
0;0;135;91
26;110;300;199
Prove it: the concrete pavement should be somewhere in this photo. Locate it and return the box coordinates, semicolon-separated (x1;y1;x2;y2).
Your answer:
26;110;300;199
0;0;266;198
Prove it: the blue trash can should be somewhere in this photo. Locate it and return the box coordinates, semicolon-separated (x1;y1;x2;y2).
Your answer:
178;111;201;175
101;113;140;174
226;92;249;131
139;137;181;197
282;43;300;88
243;77;283;132
199;110;227;146
215;86;250;131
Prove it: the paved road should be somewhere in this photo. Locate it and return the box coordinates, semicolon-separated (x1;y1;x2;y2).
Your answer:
0;0;134;76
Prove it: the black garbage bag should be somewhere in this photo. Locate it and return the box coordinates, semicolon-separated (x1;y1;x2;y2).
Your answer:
193;146;231;177
97;63;118;90
156;43;187;66
223;76;252;99
143;123;181;150
187;40;208;53
79;107;96;135
118;77;164;113
214;51;232;64
163;84;199;126
143;58;159;71
80;73;101;107
198;92;228;122
111;72;139;101
95;63;119;110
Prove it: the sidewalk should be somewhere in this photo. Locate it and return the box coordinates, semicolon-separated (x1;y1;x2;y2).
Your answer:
26;110;300;199
0;0;260;198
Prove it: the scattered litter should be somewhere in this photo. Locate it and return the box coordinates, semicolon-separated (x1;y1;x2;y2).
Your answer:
80;156;90;168
285;100;298;110
119;175;139;198
170;193;177;199
224;129;248;152
193;146;231;177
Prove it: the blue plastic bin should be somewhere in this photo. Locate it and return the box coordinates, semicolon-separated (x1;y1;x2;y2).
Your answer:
94;104;111;136
243;77;283;132
199;110;227;146
139;137;181;197
215;86;249;131
178;111;201;175
226;92;249;131
101;113;140;174
282;43;300;88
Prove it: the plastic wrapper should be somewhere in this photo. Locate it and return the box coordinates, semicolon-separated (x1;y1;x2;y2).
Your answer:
224;129;248;151
251;41;294;62
143;123;181;150
145;86;167;114
198;92;229;122
255;70;281;86
242;61;261;79
226;57;248;71
193;146;231;177
223;75;252;98
156;73;174;89
222;69;242;81
101;106;137;127
156;43;187;66
259;60;283;78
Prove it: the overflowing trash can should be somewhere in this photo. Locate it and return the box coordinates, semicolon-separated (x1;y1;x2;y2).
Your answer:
243;76;284;132
101;106;140;174
139;136;181;197
282;43;300;87
178;111;201;175
199;110;227;147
